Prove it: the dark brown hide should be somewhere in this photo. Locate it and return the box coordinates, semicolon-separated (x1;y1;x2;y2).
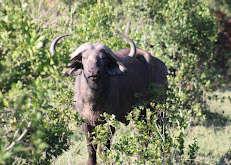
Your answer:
73;48;167;165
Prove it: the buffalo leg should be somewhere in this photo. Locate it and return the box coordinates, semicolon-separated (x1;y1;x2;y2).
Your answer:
82;122;97;165
99;126;115;153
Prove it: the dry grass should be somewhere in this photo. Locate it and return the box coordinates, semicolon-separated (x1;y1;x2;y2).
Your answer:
185;90;231;164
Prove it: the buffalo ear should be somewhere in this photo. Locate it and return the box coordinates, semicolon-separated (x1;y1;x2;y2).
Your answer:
106;61;127;76
62;68;82;76
62;61;83;76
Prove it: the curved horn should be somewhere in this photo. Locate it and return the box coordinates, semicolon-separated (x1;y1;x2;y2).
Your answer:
50;34;72;56
105;34;136;64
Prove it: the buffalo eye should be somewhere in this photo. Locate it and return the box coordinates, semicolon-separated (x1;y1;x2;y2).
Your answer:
105;60;117;69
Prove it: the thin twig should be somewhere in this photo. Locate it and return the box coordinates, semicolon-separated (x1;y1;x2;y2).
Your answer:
69;2;78;33
125;22;131;35
71;140;84;157
66;151;71;165
37;0;43;21
6;121;32;151
155;122;165;142
13;128;20;139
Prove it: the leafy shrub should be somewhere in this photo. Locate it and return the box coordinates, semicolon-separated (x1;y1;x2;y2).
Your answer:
0;2;76;164
149;0;218;116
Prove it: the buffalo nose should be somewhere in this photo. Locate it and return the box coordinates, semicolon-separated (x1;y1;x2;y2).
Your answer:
88;67;100;76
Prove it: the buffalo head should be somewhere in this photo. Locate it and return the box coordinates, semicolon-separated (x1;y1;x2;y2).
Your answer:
50;34;136;87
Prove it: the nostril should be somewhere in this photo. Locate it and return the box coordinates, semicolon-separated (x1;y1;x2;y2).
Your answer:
88;68;100;76
88;69;92;75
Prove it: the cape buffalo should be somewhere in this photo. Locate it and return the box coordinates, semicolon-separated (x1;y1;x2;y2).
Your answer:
50;34;167;165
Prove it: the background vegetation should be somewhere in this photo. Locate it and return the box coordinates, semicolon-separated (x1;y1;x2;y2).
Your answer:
0;0;230;164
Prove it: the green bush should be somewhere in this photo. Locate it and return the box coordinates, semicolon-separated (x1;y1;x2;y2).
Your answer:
0;3;76;164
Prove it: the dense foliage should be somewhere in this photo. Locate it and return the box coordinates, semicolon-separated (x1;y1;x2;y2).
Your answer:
0;0;229;164
206;0;231;17
0;2;79;164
